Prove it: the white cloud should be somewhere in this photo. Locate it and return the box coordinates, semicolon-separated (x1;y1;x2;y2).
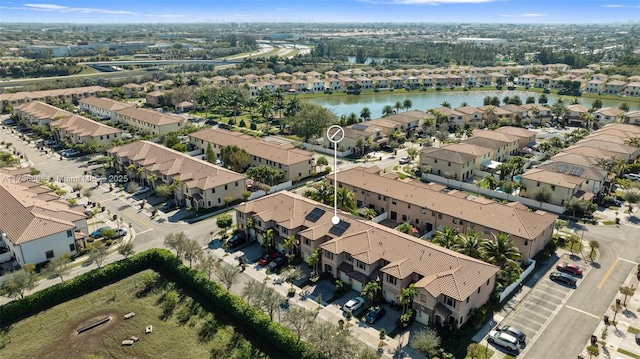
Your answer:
144;14;187;18
23;3;134;15
603;4;626;7
521;13;544;17
499;14;511;17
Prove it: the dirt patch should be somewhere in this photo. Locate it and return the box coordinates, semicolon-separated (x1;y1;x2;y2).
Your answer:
70;312;119;338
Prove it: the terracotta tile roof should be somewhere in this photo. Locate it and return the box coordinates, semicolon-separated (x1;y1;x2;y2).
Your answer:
0;86;111;103
51;114;122;138
520;104;551;112
336;166;557;241
108;141;245;191
146;91;164;97
521;168;584;188
566;104;590;113
574;139;637;155
477;106;513;117
602;123;640;135
537;157;607;181
79;96;135;112
462;136;503;150
420;146;477;164
0;174;86;245
455;106;483;115
376;110;427;125
562;146;618;160
439;143;493;157
189;128;313;166
606;80;627;86
495;126;536;139
594;107;624;118
471;128;519;143
14;101;72;120
115;107;184;126
236;191;498;301
500;104;527;113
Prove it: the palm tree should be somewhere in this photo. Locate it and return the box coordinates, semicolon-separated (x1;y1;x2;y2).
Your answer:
284;235;297;259
481;233;521;269
361;281;381;306
483;175;497;190
146;173;157;189
625;137;640;148
432;226;458;249
440;101;451;108
382;105;394;117
360;107;372;121
336;187;357;213
394;101;403;114
362;208;377;220
262;228;275;250
397;283;416;314
406;147;419;162
454;230;484;259
403;99;413;112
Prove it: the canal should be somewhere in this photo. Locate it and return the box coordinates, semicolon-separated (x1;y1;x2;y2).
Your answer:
306;90;639;118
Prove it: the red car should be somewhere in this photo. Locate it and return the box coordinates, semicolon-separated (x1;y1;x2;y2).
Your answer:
258;252;280;266
556;262;583;276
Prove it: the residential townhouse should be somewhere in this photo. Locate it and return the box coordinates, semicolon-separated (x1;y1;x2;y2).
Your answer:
79;96;136;120
0;86;112;112
109;141;247;210
276;72;293;81
454;106;484;126
499;105;529;122
593;107;624;125
573;139;639;163
430;106;465;127
520;104;552;124
584;79;605;94
623;82;640;97
233;190;499;328
324;78;342;91
535;154;608;198
476;74;492;87
334;166;557;262
50;114;122;146
603;80;626;95
336;124;384;154
307;71;323;80
562;145;622;162
494;126;537;148
533;76;552;88
355;76;374;90
290;79;310;93
0;167;88;266
623;111;640;126
420;143;493;181
188;128;315;182
372;76;389;88
270;79;292;92
461;74;477;87
13;101;72;125
145;91;165;106
469;129;520;160
309;79;325;92
477;105;513;124
516;74;537;87
388;76;405;88
519;168;585;206
122;83;145;98
113;107;184;136
563;104;590;126
379;110;427;134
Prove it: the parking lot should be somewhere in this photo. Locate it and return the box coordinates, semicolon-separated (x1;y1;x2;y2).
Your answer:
496;254;591;355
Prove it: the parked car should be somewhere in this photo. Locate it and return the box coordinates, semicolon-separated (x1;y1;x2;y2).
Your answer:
43;139;57;146
549;271;577;286
134;187;151;195
497;325;526;343
226;233;247;249
267;256;288;272
556;262;583;276
62;149;80;158
161;200;178;211
624;173;640;181
342;297;365;313
90;226;112;238
258;252;280;266
365;306;386;324
399;157;411;164
488;330;519;351
114;228;128;238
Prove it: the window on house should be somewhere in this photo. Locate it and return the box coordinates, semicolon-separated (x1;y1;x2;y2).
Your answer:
452;218;457;224
46;250;54;259
392;200;397;205
67;230;73;237
212;188;215;193
420;294;428;303
325;251;334;260
432;211;436;217
224;184;228;190
470;223;475;229
477;287;481;294
401;214;407;221
378;194;382;200
235;181;238;187
386;274;397;285
208;201;211;206
421;208;427;214
438;213;442;219
69;243;76;252
466;297;470;303
444;295;456;307
345;253;353;262
304;238;310;245
459;220;464;225
551;185;556;191
483;228;491;235
357;260;366;270
218;198;221;204
487;279;490;286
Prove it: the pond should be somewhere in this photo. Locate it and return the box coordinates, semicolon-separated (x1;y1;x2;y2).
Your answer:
306;90;639;118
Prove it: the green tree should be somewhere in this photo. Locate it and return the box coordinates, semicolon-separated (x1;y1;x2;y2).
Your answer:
481;233;521;270
586;345;599;358
360;107;371;121
433;226;459;249
204;143;216;163
0;267;37;299
397;222;414;235
216;214;233;238
262;228;275;250
619;102;630;112
308;248;321;275
117;242;135;259
286;102;337;142
589;240;600;260
410;328;441;357
406;147;419;162
183;238;203;268
164;232;188;258
219;145;250;172
361;281;381;306
316;156;328;167
283;306;316;341
88;241;108;268
46;253;71;282
154;184;172;198
568;235;581;254
619;285;636;307
398;283;416;314
454;230;484;259
215;261;240;291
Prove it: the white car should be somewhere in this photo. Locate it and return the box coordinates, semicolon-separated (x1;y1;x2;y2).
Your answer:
487;330;519;351
135;187;151;195
342;297;365;313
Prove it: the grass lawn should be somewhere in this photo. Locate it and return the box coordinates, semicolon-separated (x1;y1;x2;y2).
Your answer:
618;348;640;359
628;326;640;334
602;220;617;225
1;270;271;359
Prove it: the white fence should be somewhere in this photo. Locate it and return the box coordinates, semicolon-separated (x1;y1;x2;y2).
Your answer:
421;173;566;214
247;180;293;201
372;211;387;224
302;143;351;157
499;258;536;303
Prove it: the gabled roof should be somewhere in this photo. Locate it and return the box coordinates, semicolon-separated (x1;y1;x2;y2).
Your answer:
495;126;536;139
455;106;483;115
574;139;637;155
51;115;122;138
14;101;71;120
471;129;519;143
420;146;477;164
521;168;585;188
189;128;313;166
594;107;624;117
108;141;245;191
115;107;184;126
376;110;427;125
0;86;112;103
79;96;135;112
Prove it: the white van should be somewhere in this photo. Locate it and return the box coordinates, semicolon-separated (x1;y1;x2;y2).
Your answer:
624;173;640;181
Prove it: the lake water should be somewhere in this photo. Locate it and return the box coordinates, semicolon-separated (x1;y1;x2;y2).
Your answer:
306;90;639;118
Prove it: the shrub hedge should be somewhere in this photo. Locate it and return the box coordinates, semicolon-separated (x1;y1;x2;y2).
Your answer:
0;249;320;359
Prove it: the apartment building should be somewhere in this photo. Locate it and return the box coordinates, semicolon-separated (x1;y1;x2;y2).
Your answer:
113;107;184;136
334;166;557;262
519;168;585;206
188;128;315;182
0;86;112;112
13;101;72;125
593;107;624;125
494;126;537;148
78;96;136;120
109;141;247;210
233;190;499;328
0;168;88;266
420;143;493;181
469;129;520;160
50;115;122;145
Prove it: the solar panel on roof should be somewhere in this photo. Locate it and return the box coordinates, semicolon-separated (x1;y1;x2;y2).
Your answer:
305;207;326;223
353;124;368;131
568;166;585;177
329;220;351;236
556;163;569;173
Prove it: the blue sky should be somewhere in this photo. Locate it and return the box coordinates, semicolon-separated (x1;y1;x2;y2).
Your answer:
0;0;638;23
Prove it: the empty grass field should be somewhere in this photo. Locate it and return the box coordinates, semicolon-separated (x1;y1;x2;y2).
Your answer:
0;270;270;359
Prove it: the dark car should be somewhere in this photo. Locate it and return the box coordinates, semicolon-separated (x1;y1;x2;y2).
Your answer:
205;119;218;126
162;200;178;211
268;256;288;272
365;306;386;324
226;233;247;249
498;325;526;343
258;252;280;266
549;271;577;286
556;262;583;276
